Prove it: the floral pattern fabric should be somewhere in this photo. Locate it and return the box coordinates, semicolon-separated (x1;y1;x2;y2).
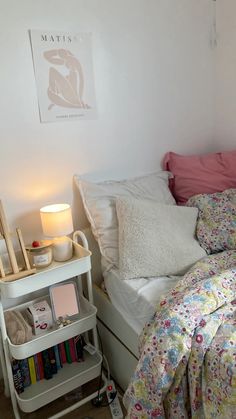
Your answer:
186;188;236;254
123;251;236;418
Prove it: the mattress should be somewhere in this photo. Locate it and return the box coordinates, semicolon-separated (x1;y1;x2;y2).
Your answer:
104;269;181;335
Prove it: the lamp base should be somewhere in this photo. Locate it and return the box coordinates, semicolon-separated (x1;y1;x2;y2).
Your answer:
52;236;73;262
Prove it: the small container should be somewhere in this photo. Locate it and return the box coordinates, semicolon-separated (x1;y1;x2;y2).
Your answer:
25;300;53;335
26;241;53;269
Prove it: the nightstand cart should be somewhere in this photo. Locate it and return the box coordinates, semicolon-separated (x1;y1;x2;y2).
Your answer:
0;231;106;419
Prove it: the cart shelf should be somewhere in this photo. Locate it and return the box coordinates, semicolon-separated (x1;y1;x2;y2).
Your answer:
0;241;91;299
15;351;102;412
5;295;96;359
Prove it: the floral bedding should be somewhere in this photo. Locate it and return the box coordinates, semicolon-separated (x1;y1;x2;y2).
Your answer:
123;251;236;418
186;189;236;255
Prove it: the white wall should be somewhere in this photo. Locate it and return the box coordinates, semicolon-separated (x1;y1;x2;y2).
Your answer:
0;0;214;242
215;0;236;148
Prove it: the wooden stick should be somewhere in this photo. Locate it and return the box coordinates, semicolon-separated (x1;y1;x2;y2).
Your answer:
0;217;3;236
0;256;5;278
16;228;31;270
0;268;36;282
0;200;19;274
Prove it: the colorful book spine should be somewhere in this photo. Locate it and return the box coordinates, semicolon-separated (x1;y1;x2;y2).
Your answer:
58;342;67;364
54;345;62;370
64;340;72;364
12;360;24;394
19;358;31;388
36;352;44;380
28;356;37;384
42;349;53;380
69;338;77;362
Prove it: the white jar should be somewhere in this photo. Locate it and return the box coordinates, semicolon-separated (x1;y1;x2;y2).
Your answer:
26;242;53;269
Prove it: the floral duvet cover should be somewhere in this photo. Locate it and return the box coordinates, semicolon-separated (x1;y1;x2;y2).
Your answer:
123;251;236;418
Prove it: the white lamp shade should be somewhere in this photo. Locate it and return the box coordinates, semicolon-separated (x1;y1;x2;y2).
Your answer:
40;204;73;237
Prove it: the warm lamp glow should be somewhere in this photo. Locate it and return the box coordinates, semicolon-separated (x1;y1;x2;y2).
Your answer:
40;204;73;237
40;204;74;262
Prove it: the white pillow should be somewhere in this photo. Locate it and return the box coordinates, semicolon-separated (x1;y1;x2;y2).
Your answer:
75;171;175;272
116;197;206;279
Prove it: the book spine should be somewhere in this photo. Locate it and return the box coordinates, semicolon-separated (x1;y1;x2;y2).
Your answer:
69;338;77;362
36;352;44;380
12;360;24;393
34;354;40;381
58;342;67;364
54;345;62;370
42;349;53;380
28;356;37;384
19;358;31;388
74;335;85;362
48;347;57;375
64;340;72;364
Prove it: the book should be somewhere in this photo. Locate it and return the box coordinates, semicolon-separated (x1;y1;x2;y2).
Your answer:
64;340;72;364
69;338;77;362
74;335;85;362
12;360;24;394
42;349;53;380
48;346;57;375
34;354;40;381
19;358;31;388
28;356;37;384
36;352;44;380
54;345;62;370
58;342;67;364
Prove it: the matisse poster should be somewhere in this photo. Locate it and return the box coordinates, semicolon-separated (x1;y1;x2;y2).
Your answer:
29;30;96;123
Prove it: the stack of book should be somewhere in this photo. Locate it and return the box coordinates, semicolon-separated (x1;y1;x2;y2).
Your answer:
12;335;86;393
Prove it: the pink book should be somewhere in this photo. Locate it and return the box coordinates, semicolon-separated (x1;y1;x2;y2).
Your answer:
58;342;67;364
69;338;77;362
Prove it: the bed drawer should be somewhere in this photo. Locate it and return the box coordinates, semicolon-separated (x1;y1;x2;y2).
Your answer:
97;319;137;391
93;284;139;357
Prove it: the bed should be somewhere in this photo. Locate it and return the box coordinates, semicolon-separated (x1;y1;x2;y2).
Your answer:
73;150;236;418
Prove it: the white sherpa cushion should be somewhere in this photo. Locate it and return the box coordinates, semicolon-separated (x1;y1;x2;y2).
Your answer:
76;171;175;273
116;197;206;279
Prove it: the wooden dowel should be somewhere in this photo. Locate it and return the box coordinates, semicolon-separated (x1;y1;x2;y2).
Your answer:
0;268;36;282
0;200;19;274
0;256;5;278
0;219;3;236
16;228;31;270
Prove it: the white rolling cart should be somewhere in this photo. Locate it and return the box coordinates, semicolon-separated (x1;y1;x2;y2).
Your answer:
0;231;107;419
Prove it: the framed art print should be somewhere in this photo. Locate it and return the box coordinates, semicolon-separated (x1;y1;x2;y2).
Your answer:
29;30;97;123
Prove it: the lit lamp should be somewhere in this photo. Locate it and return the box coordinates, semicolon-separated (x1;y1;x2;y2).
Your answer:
40;204;74;262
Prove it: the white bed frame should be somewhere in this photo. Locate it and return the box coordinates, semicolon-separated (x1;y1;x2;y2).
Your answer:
72;180;138;390
84;228;138;391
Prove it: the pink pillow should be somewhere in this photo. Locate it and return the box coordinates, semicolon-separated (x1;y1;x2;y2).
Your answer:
163;150;236;204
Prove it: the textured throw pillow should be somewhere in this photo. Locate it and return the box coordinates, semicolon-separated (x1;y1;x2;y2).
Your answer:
163;150;236;204
116;197;206;279
186;189;236;254
75;171;175;272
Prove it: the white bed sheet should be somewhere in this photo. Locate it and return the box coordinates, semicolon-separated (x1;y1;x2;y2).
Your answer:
104;269;181;335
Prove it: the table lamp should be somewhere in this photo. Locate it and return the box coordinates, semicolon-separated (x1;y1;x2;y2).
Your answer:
40;203;74;262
